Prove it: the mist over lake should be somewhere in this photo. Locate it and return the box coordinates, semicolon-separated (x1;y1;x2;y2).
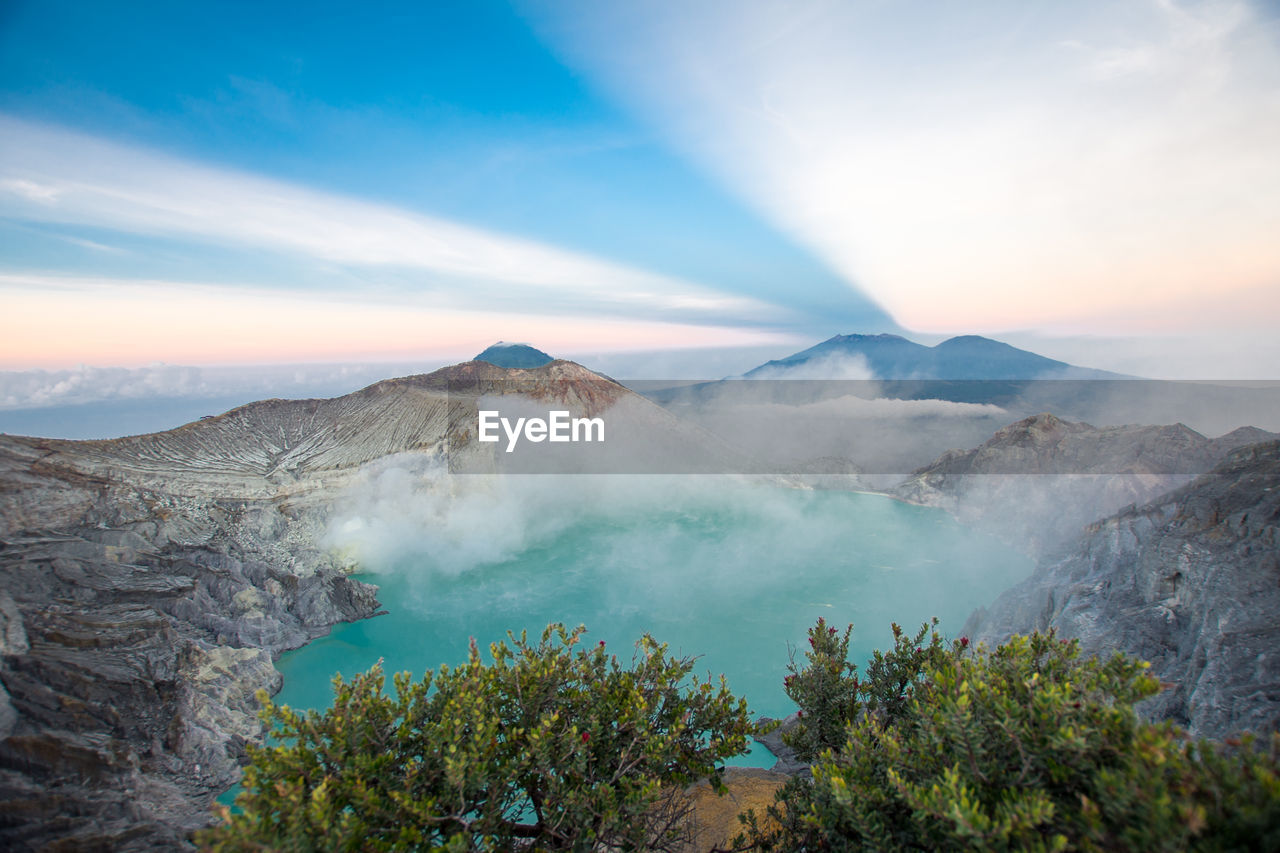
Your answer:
276;475;1033;766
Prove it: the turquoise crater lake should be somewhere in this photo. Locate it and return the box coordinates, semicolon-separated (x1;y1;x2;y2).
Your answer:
263;478;1033;770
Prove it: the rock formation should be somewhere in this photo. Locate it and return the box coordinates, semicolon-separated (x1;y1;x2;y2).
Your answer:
965;441;1280;739
894;413;1277;556
675;767;787;852
0;529;377;850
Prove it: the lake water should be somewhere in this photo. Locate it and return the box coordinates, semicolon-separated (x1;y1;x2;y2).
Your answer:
265;479;1032;770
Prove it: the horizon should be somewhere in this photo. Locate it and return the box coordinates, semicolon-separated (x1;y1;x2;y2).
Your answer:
6;330;1280;443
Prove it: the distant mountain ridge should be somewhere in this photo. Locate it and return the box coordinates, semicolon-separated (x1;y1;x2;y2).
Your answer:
745;333;1124;380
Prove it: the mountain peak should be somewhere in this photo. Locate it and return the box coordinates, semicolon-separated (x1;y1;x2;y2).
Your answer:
474;342;554;369
935;334;1003;347
827;333;911;344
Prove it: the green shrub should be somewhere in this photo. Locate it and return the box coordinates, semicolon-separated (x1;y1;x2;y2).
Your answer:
781;617;861;762
199;624;754;852
750;624;1280;851
782;618;949;762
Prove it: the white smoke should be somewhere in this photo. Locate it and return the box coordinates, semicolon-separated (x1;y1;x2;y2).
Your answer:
744;352;876;380
317;456;1034;675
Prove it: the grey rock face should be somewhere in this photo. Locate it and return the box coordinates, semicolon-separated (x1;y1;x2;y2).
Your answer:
753;713;808;775
966;440;1280;739
0;528;379;850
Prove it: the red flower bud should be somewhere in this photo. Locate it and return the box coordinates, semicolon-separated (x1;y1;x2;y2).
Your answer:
960;636;969;648
581;732;590;742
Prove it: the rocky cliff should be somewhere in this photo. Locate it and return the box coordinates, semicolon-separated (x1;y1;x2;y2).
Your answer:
965;440;1280;739
894;413;1277;556
0;529;378;850
0;359;663;849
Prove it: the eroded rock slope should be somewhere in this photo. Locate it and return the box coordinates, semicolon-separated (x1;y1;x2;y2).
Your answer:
966;441;1280;738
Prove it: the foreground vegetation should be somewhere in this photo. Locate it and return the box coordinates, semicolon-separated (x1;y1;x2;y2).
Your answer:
202;620;1280;851
747;618;1280;851
200;625;753;851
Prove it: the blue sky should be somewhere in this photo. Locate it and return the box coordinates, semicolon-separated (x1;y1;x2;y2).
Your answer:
1;0;1278;380
0;0;889;371
0;0;853;294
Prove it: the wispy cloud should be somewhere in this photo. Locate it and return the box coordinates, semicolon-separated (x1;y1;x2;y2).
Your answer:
0;177;62;203
59;235;127;255
524;0;1280;334
0;116;786;328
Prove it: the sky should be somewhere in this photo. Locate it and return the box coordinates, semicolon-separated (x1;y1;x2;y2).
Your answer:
2;0;1279;390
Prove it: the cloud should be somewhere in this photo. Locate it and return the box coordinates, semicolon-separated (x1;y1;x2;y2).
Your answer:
0;363;211;410
0;178;62;203
0;359;471;411
523;0;1280;334
769;395;1008;422
318;460;1034;721
995;330;1280;381
743;351;876;380
0;358;573;412
59;235;127;255
0;115;786;329
0;361;391;410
